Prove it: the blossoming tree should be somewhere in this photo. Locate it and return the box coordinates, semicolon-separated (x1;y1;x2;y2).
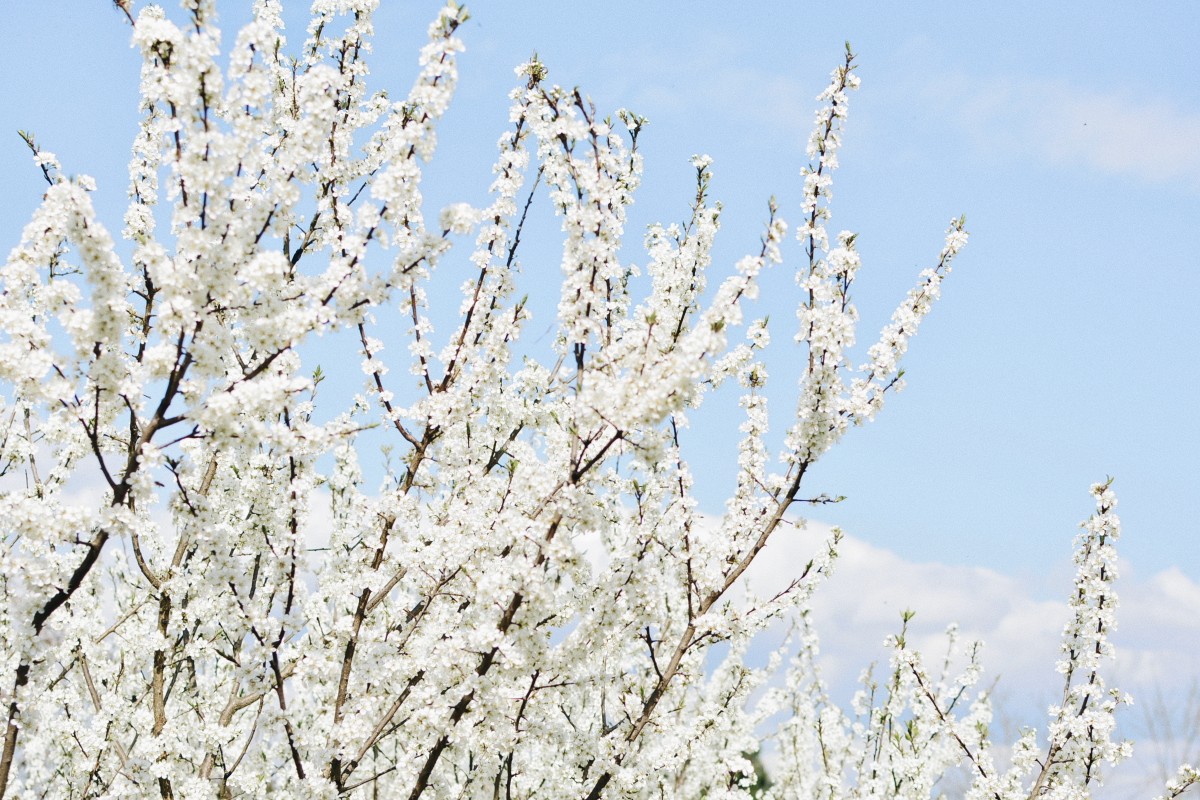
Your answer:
0;1;1195;798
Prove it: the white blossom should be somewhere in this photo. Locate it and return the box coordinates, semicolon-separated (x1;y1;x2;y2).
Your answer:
0;8;1175;800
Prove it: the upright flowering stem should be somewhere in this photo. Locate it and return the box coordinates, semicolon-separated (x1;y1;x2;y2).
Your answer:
1025;478;1130;798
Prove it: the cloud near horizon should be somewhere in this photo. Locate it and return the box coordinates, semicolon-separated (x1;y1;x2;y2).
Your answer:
744;517;1200;720
744;516;1200;794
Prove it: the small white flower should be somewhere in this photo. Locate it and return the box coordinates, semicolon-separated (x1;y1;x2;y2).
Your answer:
438;201;478;235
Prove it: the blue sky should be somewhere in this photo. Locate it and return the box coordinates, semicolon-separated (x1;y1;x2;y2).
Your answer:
3;2;1198;773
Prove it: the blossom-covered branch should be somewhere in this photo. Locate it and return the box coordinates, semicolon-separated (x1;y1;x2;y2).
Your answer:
0;3;1182;799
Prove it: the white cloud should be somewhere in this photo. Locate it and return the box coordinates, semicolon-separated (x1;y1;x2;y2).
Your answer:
595;41;1200;191
937;75;1200;190
746;520;1066;699
743;514;1200;791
